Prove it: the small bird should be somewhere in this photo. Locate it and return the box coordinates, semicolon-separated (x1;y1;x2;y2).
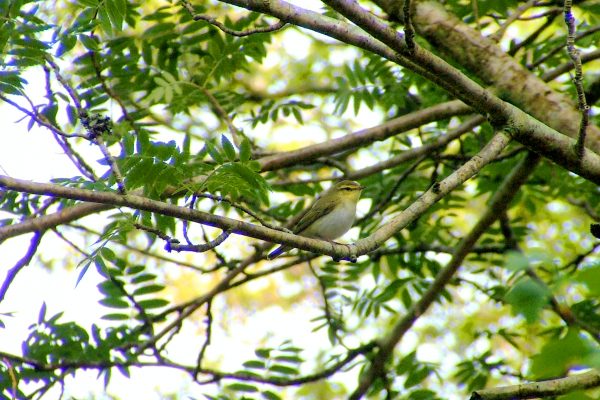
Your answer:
268;180;365;259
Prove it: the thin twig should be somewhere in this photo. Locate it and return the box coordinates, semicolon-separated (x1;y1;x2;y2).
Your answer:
195;192;285;231
0;94;87;139
0;342;378;387
563;0;590;160
134;221;231;254
491;0;538;42
44;56;82;110
168;230;231;253
195;300;213;376
471;0;480;31
308;261;346;346
51;228;162;350
197;86;244;147
94;135;126;193
508;13;558;57
70;223;218;273
402;0;415;52
46;55;125;191
528;24;600;69
183;195;197;245
358;154;427;223
0;231;43;303
540;48;600;82
88;41;142;137
181;0;286;38
195;15;286;37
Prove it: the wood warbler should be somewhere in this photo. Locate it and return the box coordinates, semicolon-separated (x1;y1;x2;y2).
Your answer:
268;180;364;259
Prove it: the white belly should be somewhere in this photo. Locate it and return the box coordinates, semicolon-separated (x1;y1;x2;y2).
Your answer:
304;201;357;240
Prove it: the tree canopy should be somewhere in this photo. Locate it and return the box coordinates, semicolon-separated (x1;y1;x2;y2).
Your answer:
1;0;600;399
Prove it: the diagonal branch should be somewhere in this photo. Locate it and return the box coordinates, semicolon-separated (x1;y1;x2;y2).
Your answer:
1;132;510;261
350;151;541;399
259;100;471;171
371;0;600;153
0;231;44;303
471;369;600;400
216;0;600;183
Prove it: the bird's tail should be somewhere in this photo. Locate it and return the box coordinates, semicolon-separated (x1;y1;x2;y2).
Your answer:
267;245;289;259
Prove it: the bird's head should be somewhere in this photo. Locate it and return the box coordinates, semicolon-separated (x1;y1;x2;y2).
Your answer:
331;180;365;202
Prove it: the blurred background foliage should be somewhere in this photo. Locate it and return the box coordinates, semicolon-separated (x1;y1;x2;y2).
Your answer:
0;0;600;399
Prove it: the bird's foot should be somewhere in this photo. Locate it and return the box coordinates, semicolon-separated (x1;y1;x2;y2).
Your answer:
329;241;358;263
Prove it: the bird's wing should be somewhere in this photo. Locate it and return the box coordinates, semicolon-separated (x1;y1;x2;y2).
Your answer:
293;200;336;235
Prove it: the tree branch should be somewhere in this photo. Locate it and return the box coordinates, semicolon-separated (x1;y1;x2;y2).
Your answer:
0;342;377;387
372;0;600;153
350;151;541;399
471;369;600;400
217;0;600;182
0;231;43;303
0;132;510;261
259;100;471;171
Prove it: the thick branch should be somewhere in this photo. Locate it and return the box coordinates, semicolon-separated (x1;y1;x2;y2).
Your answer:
0;133;509;260
0;175;354;259
215;0;600;184
259;100;470;171
471;369;600;400
373;0;600;154
0;101;468;242
0;231;43;303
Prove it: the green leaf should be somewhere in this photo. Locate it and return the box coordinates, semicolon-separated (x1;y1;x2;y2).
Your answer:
105;0;126;31
575;264;600;296
239;137;252;162
94;257;110;278
273;355;303;364
137;298;169;309
37;302;47;324
132;284;164;296
102;313;129;321
78;34;98;51
530;329;598;379
255;348;271;358
99;298;130;309
268;364;298;375
504;250;529;271
261;390;282;400
226;383;258;393
76;260;92;287
404;367;431;389
131;273;158;284
243;360;266;369
97;4;113;34
221;134;237;161
504;277;550;323
204;141;224;164
97;280;123;297
407;389;437;400
125;265;145;275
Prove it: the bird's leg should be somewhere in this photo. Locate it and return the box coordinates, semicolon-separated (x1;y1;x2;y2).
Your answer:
328;241;357;263
329;241;340;262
